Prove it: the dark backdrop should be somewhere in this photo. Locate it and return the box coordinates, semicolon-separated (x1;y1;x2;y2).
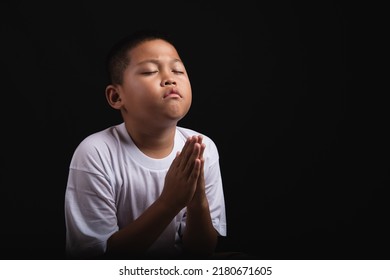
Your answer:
1;1;387;260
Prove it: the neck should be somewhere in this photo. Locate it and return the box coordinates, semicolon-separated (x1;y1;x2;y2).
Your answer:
125;122;177;159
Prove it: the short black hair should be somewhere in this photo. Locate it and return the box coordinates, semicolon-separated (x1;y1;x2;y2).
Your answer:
105;29;175;85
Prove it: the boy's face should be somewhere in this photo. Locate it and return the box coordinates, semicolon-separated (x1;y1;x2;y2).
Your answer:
117;39;192;129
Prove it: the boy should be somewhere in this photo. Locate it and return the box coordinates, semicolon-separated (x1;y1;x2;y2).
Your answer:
64;30;227;259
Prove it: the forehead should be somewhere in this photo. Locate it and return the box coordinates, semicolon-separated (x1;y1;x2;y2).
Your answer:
128;39;181;64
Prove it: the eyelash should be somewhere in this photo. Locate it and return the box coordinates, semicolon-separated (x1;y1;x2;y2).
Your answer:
141;70;184;75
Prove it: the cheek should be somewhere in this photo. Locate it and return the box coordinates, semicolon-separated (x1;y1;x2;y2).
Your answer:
135;79;160;96
125;80;158;101
184;85;192;104
185;89;192;104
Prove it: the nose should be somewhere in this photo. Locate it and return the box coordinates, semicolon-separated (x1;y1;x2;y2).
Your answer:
160;72;176;86
161;79;176;86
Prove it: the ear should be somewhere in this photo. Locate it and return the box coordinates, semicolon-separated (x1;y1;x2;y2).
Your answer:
105;85;122;109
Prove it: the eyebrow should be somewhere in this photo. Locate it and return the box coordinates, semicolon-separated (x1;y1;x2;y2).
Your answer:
136;58;182;66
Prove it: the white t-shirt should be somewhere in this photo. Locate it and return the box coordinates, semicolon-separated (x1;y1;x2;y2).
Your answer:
64;122;226;258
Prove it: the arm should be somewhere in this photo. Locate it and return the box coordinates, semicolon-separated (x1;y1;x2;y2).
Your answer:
106;196;180;256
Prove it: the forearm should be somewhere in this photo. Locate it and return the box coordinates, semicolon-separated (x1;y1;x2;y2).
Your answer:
106;197;180;256
182;198;218;256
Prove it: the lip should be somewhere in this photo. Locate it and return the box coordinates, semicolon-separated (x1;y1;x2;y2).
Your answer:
163;89;182;99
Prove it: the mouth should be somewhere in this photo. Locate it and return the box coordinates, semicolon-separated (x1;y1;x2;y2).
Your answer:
163;89;182;99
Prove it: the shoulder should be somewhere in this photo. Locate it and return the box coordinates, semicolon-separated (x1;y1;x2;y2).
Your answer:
70;123;125;167
78;124;120;150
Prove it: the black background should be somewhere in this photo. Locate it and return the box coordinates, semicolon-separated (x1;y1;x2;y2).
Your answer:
1;1;388;260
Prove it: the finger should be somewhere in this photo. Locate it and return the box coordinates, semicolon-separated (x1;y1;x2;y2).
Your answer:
193;135;205;160
196;135;203;145
190;157;202;183
198;158;205;189
199;143;206;160
177;136;196;170
174;137;190;168
183;142;201;177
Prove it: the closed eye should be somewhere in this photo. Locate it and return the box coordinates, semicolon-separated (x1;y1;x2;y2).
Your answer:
141;71;158;75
